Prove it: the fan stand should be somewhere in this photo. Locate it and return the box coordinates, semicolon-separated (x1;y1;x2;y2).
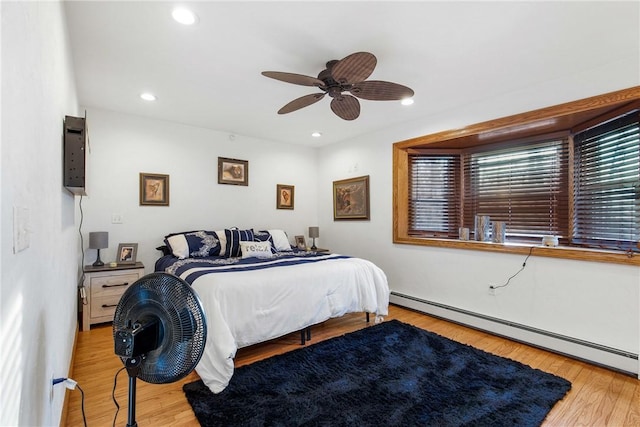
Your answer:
125;357;143;427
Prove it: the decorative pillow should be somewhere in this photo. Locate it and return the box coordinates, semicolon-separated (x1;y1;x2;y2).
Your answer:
165;231;221;259
240;241;274;259
224;228;255;257
215;230;227;257
253;230;277;253
164;232;194;259
155;245;171;256
268;229;292;251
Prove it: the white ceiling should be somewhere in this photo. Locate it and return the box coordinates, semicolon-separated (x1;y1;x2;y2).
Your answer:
63;1;639;147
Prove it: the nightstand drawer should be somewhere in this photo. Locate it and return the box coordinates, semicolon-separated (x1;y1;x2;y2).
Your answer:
81;262;145;331
90;273;138;298
90;294;121;318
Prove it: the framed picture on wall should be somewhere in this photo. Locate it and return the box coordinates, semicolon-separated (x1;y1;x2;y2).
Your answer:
140;173;170;206
218;157;248;186
333;175;370;220
276;184;295;209
117;243;138;264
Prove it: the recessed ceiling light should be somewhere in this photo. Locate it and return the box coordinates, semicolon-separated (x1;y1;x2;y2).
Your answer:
172;7;197;25
311;131;322;138
140;93;156;101
401;98;414;106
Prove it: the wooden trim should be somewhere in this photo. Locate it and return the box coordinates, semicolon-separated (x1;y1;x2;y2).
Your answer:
459;130;570;154
407;148;463;155
60;322;79;426
393;86;640;265
394;86;640;149
392;236;640;266
393;147;409;239
570;99;640;134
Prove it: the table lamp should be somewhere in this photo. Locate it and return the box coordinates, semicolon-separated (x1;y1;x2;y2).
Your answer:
89;231;108;267
308;226;319;250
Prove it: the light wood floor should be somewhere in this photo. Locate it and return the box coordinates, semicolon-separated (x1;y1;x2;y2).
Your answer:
65;304;640;426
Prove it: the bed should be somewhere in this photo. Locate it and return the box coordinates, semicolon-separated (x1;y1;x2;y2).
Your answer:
155;228;390;393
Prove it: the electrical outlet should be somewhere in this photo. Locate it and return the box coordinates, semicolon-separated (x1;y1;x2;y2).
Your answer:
488;284;496;296
50;373;55;402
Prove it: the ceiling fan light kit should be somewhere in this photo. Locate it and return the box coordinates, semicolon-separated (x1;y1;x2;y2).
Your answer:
262;52;414;120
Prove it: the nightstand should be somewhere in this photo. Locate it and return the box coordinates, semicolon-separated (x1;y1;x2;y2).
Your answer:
81;262;145;331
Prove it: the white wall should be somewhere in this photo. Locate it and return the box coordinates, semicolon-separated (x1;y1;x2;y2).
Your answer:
1;2;637;425
1;2;79;426
318;57;640;371
79;37;640;378
79;108;319;272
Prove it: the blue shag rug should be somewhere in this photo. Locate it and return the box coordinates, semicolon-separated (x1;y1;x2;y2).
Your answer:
183;319;571;426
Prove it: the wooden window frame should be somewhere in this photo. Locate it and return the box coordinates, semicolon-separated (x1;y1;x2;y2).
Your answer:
393;86;640;266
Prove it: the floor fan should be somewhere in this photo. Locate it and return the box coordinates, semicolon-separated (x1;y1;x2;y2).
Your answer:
113;272;207;427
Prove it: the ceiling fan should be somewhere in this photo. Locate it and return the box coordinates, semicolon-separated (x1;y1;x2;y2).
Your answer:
262;52;414;121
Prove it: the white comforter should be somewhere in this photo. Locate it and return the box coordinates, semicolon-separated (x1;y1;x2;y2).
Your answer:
176;253;390;393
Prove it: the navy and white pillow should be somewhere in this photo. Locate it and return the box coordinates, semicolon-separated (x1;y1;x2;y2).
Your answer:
165;231;221;259
224;228;255;257
253;230;277;253
214;229;227;256
240;241;274;259
268;229;293;251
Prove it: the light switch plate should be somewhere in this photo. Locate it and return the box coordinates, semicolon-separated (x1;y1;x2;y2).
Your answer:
13;206;30;253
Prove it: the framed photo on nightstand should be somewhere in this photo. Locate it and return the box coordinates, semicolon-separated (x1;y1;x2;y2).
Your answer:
294;235;306;250
117;243;138;264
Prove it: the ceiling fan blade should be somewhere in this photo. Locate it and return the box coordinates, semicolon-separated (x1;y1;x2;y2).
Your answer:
349;80;415;101
277;93;326;114
330;95;360;121
262;71;324;87
331;52;376;85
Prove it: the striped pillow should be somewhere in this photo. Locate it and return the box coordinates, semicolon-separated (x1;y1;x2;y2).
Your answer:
224;228;255;257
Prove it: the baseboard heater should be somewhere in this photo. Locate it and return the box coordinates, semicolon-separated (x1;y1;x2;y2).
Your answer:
390;292;639;378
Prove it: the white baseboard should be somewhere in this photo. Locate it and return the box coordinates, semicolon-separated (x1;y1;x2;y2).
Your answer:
390;292;639;378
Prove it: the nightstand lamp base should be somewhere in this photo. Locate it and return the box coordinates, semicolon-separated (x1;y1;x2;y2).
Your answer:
93;249;105;267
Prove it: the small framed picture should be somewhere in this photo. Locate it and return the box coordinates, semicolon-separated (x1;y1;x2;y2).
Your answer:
333;175;370;220
140;173;169;206
117;243;138;264
218;157;248;186
294;235;306;250
276;184;295;209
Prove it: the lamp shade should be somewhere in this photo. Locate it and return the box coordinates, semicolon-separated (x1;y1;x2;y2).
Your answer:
89;231;109;249
308;227;319;238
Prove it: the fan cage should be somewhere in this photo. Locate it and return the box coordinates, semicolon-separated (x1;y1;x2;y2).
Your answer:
113;273;207;384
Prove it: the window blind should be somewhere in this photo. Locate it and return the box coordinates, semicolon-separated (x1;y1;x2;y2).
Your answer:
408;154;460;237
573;112;640;250
463;139;569;241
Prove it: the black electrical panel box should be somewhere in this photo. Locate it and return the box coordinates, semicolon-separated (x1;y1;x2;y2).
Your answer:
64;115;86;195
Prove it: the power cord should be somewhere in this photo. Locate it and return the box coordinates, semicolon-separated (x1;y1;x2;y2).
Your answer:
112;367;126;427
490;246;535;290
53;378;87;427
78;194;88;305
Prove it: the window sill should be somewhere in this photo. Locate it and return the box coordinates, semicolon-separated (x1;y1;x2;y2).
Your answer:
393;236;640;266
